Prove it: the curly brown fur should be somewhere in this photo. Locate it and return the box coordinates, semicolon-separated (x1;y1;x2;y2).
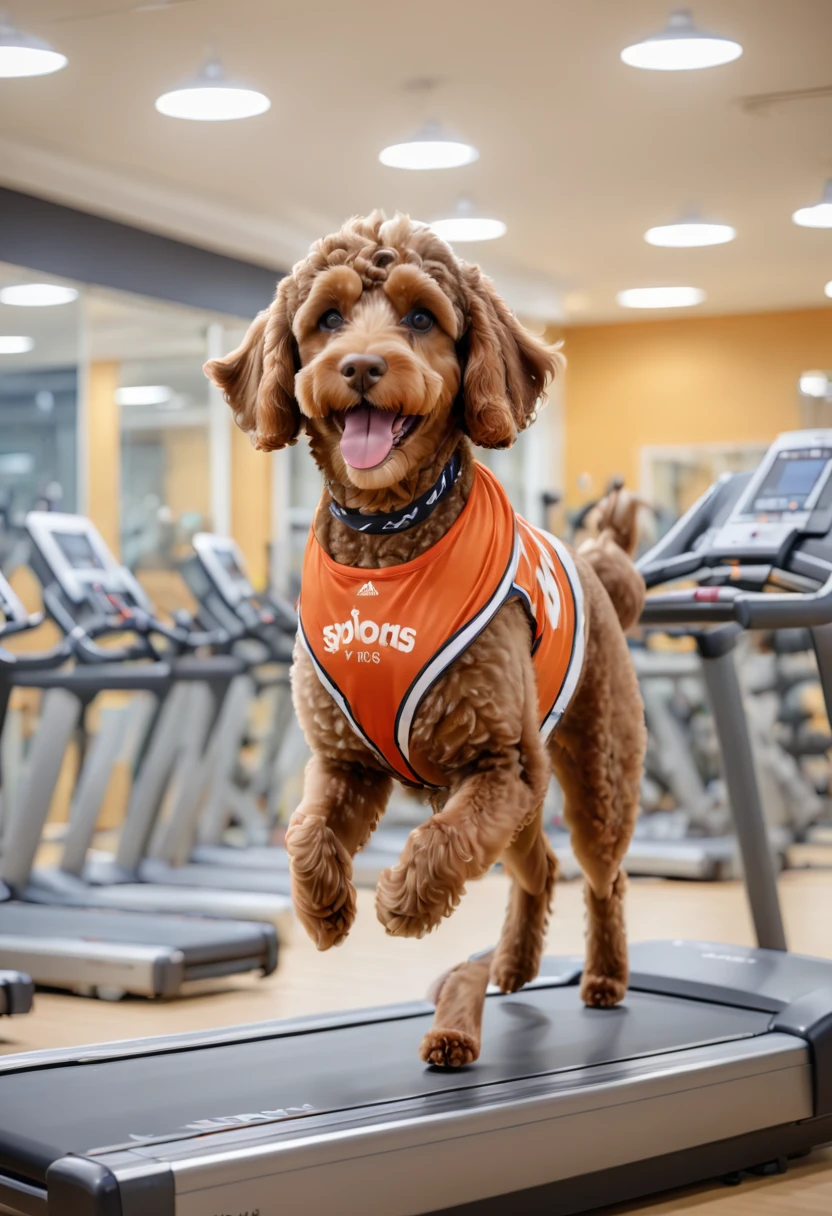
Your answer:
205;212;645;1065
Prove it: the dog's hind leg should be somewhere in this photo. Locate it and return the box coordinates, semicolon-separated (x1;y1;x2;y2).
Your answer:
547;568;645;1008
286;754;392;950
491;817;558;994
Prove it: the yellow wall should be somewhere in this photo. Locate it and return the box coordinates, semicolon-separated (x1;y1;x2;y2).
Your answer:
162;427;211;523
87;361;121;555
231;426;271;589
561;308;832;505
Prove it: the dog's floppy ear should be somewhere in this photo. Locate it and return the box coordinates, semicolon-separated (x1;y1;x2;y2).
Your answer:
459;268;562;449
204;282;301;451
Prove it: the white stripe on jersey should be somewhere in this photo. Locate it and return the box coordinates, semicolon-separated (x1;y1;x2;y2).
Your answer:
395;533;522;767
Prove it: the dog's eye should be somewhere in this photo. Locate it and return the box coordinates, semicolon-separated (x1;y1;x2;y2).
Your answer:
402;308;434;333
319;309;344;331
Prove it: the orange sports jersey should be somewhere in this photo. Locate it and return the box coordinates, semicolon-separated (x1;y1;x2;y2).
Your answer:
298;462;585;788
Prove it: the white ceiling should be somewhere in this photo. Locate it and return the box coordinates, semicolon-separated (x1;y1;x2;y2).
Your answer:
2;0;832;322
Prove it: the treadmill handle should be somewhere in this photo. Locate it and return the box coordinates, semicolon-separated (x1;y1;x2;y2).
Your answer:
0;610;45;638
641;569;832;630
146;616;232;651
10;637;75;670
72;631;156;665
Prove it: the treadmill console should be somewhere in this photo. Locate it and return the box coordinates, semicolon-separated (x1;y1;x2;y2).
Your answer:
707;430;832;564
26;511;152;623
639;429;832;596
191;534;254;609
186;532;295;638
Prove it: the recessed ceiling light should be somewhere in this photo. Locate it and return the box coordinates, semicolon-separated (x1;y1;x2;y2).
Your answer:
155;59;270;122
617;286;705;309
825;281;832;299
379;120;478;170
0;19;67;77
0;283;79;307
115;385;174;406
792;180;832;229
799;372;830;399
430;198;506;243
621;8;742;71
0;336;35;354
645;219;735;247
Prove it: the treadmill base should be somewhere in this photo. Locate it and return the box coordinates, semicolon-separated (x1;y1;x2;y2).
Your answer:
434;1113;832;1215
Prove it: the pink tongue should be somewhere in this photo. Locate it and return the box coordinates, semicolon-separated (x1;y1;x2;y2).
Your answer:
340;404;397;469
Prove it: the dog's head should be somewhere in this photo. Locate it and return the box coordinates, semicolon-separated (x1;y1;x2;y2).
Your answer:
205;212;563;492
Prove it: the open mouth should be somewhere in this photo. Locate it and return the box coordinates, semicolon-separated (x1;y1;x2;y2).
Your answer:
335;402;421;470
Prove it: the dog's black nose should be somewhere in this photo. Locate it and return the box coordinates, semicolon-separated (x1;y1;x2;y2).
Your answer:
339;353;388;393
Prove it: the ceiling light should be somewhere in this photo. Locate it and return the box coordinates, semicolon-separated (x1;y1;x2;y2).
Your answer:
617;286;705;309
155;59;270;122
0;283;78;307
0;19;67;77
379;120;478;170
115;385;173;406
430;198;506;243
792;180;832;229
0;336;35;354
621;9;742;71
645;214;735;247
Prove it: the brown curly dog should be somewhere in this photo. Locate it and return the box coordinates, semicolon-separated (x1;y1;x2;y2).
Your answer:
205;212;646;1068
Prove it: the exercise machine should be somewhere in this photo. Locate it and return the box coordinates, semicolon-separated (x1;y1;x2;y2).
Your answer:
23;511;295;921
3;430;832;1213
0;566;278;998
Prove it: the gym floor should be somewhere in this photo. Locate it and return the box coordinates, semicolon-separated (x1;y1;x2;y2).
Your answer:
3;866;831;1215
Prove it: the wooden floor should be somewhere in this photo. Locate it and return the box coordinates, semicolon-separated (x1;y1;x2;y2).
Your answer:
3;865;832;1214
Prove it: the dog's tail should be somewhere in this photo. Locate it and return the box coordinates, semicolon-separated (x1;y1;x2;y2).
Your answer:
577;483;646;631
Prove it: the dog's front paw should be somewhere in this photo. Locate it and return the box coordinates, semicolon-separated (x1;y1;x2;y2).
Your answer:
286;812;356;950
581;973;627;1008
419;1027;479;1068
375;863;440;938
375;822;468;938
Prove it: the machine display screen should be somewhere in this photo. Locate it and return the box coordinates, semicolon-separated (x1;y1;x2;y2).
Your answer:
53;530;105;570
752;451;832;513
216;548;247;586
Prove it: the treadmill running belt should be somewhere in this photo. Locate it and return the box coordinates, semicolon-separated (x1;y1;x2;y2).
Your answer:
0;987;770;1183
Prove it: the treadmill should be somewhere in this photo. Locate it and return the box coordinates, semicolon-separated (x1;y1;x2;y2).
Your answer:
181;531;425;886
0;968;33;1016
23;511;295;925
2;428;832;1214
0;568;278;999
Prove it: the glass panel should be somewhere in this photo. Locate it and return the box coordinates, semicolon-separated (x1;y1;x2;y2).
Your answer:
85;289;216;574
0;262;80;547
